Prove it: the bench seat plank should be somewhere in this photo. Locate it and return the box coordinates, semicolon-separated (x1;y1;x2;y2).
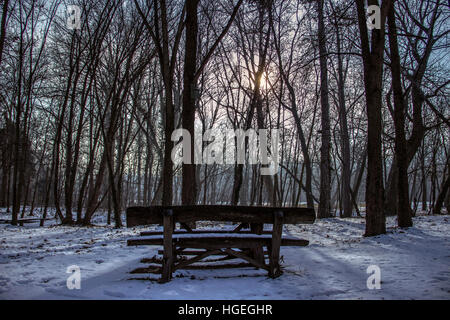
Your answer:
140;229;273;236
127;234;309;248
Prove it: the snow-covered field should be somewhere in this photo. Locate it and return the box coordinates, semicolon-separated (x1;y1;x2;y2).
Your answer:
0;208;449;300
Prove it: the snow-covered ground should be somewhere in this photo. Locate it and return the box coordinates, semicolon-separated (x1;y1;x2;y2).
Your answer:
0;208;449;300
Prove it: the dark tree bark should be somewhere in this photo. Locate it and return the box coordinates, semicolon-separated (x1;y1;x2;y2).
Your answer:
181;0;199;206
333;10;352;218
317;0;332;219
445;181;450;215
387;0;412;227
434;156;450;215
11;4;26;225
356;0;391;236
160;1;175;207
0;0;9;67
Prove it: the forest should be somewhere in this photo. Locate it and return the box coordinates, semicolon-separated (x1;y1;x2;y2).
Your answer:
0;0;449;237
0;0;450;302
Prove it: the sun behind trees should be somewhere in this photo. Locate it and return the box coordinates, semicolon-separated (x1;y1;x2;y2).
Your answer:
0;0;448;235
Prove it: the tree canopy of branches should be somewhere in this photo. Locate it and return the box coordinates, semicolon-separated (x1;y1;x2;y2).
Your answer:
0;0;448;235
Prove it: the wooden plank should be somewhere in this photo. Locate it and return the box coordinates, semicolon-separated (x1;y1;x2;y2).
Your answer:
128;236;309;247
158;249;270;256
130;266;162;274
232;223;248;232
133;263;254;272
180;222;193;232
180;262;253;270
174;237;269;249
223;249;269;271
161;209;174;283
15;218;49;226
140;229;272;236
269;211;283;278
280;238;309;246
130;236;270;249
126;205;315;227
159;249;220;256
140;257;163;264
1;218;51;225
174;250;222;270
250;223;265;264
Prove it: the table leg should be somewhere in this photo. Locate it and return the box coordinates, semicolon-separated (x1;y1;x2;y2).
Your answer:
269;211;283;278
161;209;174;283
250;222;265;265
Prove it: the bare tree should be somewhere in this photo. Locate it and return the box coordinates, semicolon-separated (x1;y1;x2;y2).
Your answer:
317;0;331;219
355;0;391;236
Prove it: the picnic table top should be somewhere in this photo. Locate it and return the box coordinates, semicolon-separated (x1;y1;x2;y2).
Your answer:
0;217;49;222
126;205;316;227
131;233;301;240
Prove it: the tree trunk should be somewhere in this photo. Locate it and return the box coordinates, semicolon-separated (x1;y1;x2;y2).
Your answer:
421;145;427;211
387;1;412;227
434;170;450;215
335;15;352;218
181;0;199;206
317;0;331;219
356;0;391;236
0;0;9;67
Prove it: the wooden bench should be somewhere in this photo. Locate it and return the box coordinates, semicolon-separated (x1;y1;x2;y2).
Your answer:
126;205;315;283
0;218;51;226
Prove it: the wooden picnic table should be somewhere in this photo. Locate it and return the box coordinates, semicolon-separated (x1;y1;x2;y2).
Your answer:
127;205;315;283
0;217;51;226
